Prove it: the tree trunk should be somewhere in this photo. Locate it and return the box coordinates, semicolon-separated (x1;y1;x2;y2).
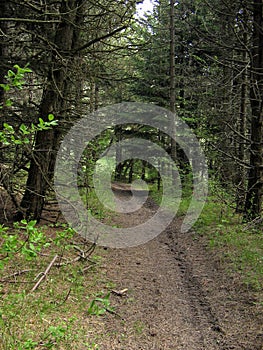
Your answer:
236;28;249;213
128;160;134;184
244;0;263;219
141;160;146;181
169;0;177;185
18;0;84;221
0;0;9;105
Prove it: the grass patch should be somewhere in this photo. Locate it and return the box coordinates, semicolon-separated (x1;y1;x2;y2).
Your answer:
150;179;263;291
79;187;110;221
194;191;263;291
0;223;116;350
149;181;192;216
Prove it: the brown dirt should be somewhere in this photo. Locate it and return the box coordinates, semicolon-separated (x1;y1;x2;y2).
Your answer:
83;186;263;350
1;185;262;349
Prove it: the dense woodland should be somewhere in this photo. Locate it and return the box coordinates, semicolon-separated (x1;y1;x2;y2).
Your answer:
0;0;262;223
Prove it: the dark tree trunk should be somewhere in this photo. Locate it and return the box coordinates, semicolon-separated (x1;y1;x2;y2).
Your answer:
244;0;263;219
0;0;9;105
236;9;249;213
169;0;177;185
18;0;84;221
141;160;146;181
115;125;123;181
128;160;134;184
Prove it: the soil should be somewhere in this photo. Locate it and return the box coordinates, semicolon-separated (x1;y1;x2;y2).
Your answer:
1;185;262;349
84;185;263;350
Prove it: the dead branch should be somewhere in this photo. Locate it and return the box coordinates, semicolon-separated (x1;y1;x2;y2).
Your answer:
55;288;71;306
243;216;263;231
111;288;128;297
30;254;58;293
54;242;96;267
1;269;32;281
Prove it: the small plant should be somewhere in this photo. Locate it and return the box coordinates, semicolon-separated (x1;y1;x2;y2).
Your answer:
87;292;115;316
0;220;49;268
53;226;75;247
133;320;145;335
0;65;58;147
42;325;67;349
17;339;38;350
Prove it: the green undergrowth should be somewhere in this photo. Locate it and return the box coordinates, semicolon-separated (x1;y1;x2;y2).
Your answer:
194;185;263;292
79;187;113;222
151;179;263;291
0;222;114;350
195;201;263;291
149;179;193;216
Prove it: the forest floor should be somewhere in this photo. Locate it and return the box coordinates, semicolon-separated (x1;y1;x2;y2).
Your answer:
78;186;263;350
0;185;263;349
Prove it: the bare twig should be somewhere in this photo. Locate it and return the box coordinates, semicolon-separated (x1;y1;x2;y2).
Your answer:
56;288;71;306
105;307;123;319
111;288;128;297
54;243;96;267
243;217;263;231
30;254;58;293
1;269;32;281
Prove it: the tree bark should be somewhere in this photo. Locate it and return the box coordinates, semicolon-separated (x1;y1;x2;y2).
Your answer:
18;0;84;220
244;0;263;219
236;24;249;213
169;0;177;185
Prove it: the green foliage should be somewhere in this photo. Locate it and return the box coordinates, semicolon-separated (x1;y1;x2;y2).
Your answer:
42;325;68;348
0;224;104;349
0;64;58;147
79;186;110;220
208;223;263;290
53;226;75;247
0;220;49;269
194;181;263;290
0;222;76;269
87;292;115;316
0;64;32;94
17;339;38;350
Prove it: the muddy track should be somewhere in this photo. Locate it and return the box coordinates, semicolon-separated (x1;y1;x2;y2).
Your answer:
86;189;263;350
169;230;224;349
169;222;263;350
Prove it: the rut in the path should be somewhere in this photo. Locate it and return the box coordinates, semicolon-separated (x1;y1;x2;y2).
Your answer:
84;189;262;350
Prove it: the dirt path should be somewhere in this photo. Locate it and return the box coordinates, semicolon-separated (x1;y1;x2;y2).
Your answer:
85;187;263;350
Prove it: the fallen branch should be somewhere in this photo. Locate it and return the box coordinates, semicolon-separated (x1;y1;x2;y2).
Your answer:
30;254;58;293
111;288;128;297
54;243;96;267
56;288;71;307
105;307;123;320
1;269;32;281
243;216;263;231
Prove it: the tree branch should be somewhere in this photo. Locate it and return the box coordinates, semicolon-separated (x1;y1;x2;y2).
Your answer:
74;25;127;53
0;18;60;23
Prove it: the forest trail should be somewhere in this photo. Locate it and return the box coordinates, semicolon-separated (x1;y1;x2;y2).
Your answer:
85;185;263;350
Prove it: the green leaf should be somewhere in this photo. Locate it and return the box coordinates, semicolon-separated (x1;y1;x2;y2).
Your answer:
27;220;37;228
48;113;55;121
0;83;10;92
19;124;30;135
3;123;14;133
7;70;15;78
13;64;32;74
5;99;12;107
